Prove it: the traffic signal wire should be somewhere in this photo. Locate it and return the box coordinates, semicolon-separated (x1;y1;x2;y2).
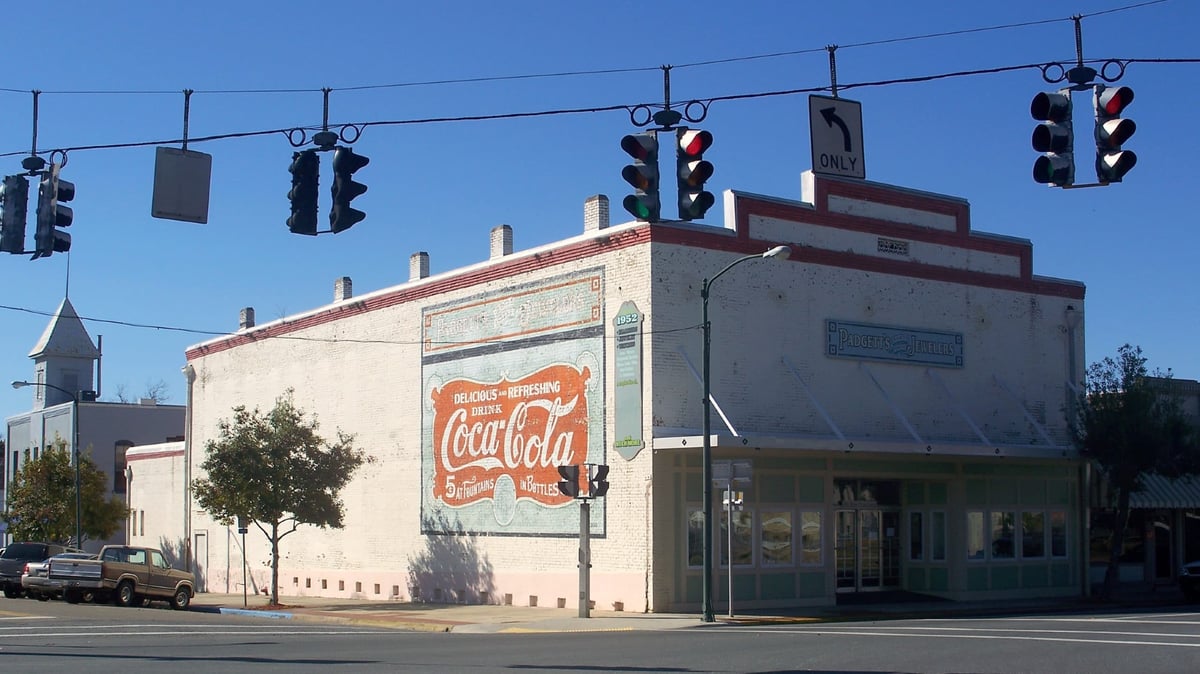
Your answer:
2;57;1197;161
0;1;1168;98
0;301;702;348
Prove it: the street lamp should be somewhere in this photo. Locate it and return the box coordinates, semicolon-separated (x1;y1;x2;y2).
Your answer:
12;380;82;547
700;244;790;622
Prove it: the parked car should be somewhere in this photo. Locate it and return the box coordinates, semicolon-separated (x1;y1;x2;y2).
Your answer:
22;552;96;601
1;542;77;598
48;545;195;609
1180;559;1200;602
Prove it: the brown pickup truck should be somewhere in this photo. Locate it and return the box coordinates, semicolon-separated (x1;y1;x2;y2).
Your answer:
47;545;195;610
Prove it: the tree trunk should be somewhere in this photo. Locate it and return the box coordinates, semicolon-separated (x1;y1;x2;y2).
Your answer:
1101;487;1132;601
270;522;280;606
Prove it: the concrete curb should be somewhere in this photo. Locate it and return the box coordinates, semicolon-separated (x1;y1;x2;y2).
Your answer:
184;588;1192;634
195;604;463;631
215;607;295;620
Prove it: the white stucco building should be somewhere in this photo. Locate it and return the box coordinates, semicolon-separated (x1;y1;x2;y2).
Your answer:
165;171;1089;612
4;298;186;552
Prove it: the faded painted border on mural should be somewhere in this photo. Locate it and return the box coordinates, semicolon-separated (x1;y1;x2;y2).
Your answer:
421;269;606;536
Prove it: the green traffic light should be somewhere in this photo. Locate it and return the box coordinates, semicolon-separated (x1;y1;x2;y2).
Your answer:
1033;155;1074;187
623;194;659;221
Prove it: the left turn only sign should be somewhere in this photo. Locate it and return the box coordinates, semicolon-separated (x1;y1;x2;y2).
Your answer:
809;95;865;179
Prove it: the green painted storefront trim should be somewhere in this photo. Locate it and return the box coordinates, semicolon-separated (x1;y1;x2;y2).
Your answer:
832;459;956;475
991;479;1019;503
798;475;824;502
992;566;1019;590
1022;565;1049;588
1051;564;1071;587
962;463;1075;478
967;566;989;591
1048;480;1070;505
929;482;948;505
906;482;926;505
797;572;824;598
929;566;949;591
907;567;927;591
760;573;798;599
756;457;828;471
759;474;796;501
1021;480;1047;505
717;573;758;601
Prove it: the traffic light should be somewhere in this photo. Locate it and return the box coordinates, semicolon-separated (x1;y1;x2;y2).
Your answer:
620;132;659;222
677;128;715;220
287;150;319;235
1094;84;1137;183
32;164;74;259
1030;90;1074;187
0;175;29;254
330;146;368;233
587;464;609;498
557;464;581;498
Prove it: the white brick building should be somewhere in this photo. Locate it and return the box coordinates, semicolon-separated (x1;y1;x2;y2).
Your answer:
174;172;1085;612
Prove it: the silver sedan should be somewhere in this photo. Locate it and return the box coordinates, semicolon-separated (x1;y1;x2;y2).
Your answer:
21;552;96;601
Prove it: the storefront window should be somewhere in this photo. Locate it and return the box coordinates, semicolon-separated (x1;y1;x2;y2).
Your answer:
931;511;946;561
967;511;985;560
1050;511;1067;558
1021;511;1045;558
800;511;822;565
991;511;1016;559
834;479;900;506
687;509;704;567
909;512;924;561
761;511;792;565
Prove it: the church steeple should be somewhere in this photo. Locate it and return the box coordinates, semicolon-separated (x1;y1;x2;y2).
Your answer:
26;297;99;409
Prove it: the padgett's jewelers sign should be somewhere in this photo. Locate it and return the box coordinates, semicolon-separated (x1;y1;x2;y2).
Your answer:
429;362;592;509
826;319;963;368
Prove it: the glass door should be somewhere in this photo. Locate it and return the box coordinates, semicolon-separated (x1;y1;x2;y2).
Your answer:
835;510;857;590
859;510;882;589
882;511;901;587
835;508;902;592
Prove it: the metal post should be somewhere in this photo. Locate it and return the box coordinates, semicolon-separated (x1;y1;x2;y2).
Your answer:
239;515;248;608
72;393;81;548
242;529;248;608
701;281;714;623
579;500;591;618
727;481;734;618
698;245;790;624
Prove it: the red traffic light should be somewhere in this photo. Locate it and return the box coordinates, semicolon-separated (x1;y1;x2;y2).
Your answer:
1096;85;1134;117
678;129;713;158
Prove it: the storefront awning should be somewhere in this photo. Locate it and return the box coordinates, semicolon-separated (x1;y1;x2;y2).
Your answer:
1130;474;1200;509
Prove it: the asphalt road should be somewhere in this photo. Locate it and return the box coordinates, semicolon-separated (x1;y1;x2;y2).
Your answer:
2;598;1199;673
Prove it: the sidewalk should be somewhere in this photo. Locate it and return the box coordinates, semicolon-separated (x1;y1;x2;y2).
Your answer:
190;583;1192;633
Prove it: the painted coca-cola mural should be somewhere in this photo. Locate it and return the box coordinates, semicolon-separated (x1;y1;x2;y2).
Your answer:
422;271;605;535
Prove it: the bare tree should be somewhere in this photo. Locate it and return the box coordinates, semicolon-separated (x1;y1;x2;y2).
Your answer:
110;379;171;404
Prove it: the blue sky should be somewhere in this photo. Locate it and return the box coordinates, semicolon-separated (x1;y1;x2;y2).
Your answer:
1;0;1195;422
